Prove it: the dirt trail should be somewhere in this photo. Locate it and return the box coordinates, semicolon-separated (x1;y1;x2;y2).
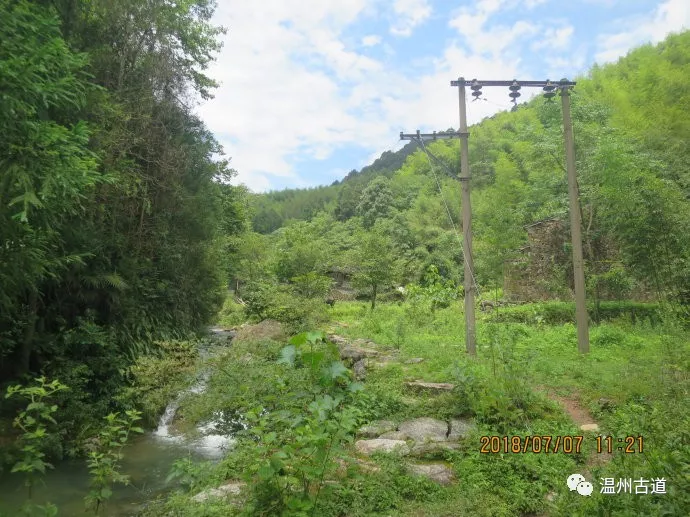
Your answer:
537;386;612;468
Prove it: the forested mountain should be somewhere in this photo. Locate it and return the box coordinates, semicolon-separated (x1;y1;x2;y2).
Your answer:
244;31;690;308
251;140;420;233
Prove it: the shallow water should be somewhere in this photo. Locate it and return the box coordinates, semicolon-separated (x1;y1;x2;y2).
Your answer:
0;328;236;516
0;433;195;516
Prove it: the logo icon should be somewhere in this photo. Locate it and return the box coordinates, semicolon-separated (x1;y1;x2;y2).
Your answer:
567;473;593;496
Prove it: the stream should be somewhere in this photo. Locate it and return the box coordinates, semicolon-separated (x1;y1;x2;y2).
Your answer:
0;327;235;516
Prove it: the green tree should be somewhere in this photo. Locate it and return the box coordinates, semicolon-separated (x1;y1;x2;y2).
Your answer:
356;177;394;228
0;0;100;374
351;226;399;309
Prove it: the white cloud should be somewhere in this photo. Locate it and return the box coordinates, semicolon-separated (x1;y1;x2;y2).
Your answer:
524;0;548;7
196;0;668;192
197;0;381;191
595;0;690;63
449;2;539;58
532;25;574;51
362;34;382;47
390;0;432;37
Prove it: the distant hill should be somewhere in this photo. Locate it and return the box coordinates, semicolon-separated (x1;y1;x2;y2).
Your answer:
250;139;420;233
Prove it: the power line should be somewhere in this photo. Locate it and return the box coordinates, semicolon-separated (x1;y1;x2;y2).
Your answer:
452;77;589;354
417;138;482;299
400;127;477;355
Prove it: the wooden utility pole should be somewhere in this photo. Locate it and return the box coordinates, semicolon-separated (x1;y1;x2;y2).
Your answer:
449;77;589;353
456;78;476;355
560;85;590;353
401;77;589;355
399;128;475;355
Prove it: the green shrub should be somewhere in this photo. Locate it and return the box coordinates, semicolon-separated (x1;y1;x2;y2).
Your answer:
217;297;246;327
489;301;661;325
119;340;198;426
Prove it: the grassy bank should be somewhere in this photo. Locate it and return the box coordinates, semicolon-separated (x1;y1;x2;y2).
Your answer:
144;300;689;516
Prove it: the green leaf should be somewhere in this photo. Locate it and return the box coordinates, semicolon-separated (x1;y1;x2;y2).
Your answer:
257;463;274;480
277;345;297;366
348;382;364;393
302;351;325;370
324;361;348;381
289;333;308;346
305;331;324;344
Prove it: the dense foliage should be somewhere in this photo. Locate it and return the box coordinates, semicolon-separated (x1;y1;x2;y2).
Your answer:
0;0;245;457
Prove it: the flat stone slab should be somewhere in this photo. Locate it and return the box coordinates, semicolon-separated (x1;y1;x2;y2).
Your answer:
397;418;448;443
192;481;245;503
404;358;425;364
405;380;455;393
407;463;455;485
580;423;600;432
356;458;381;473
379;430;408;440
355;439;410;456
358;420;397;438
448;419;475;441
409;442;461;458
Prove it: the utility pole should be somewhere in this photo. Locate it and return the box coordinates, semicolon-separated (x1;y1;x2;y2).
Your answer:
449;77;589;354
399;129;475;355
560;85;590;353
456;78;476;355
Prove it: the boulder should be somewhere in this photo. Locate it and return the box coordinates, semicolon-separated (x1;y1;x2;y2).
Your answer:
409;442;461;458
407;463;455;485
353;359;366;380
328;335;383;364
448;419;475;441
378;431;408;440
405;380;455;393
234;320;284;342
397;418;448;443
355;439;410;456
358;420;397;438
191;481;245;503
328;334;350;347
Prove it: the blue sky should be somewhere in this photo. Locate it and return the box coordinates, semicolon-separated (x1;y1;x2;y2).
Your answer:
196;0;690;192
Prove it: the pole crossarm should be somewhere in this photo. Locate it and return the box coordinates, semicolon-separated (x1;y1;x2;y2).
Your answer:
400;130;467;140
450;79;576;88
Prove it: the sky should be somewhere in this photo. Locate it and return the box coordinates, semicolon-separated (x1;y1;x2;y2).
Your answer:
195;0;690;192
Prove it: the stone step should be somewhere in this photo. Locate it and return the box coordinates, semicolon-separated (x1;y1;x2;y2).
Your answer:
405;380;455;393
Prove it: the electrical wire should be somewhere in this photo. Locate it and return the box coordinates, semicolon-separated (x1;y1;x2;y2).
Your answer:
416;137;482;298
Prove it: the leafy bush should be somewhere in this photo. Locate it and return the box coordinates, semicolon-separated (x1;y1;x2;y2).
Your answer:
84;410;144;514
118;340;198;426
406;265;458;312
241;281;328;333
217;297;246;327
289;272;332;299
489;301;661;325
233;332;364;515
4;378;68;500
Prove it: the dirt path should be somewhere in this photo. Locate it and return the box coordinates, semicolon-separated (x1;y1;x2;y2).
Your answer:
537;386;613;469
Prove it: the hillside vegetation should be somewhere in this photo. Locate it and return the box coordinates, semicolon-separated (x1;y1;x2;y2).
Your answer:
0;2;688;515
245;32;690;311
